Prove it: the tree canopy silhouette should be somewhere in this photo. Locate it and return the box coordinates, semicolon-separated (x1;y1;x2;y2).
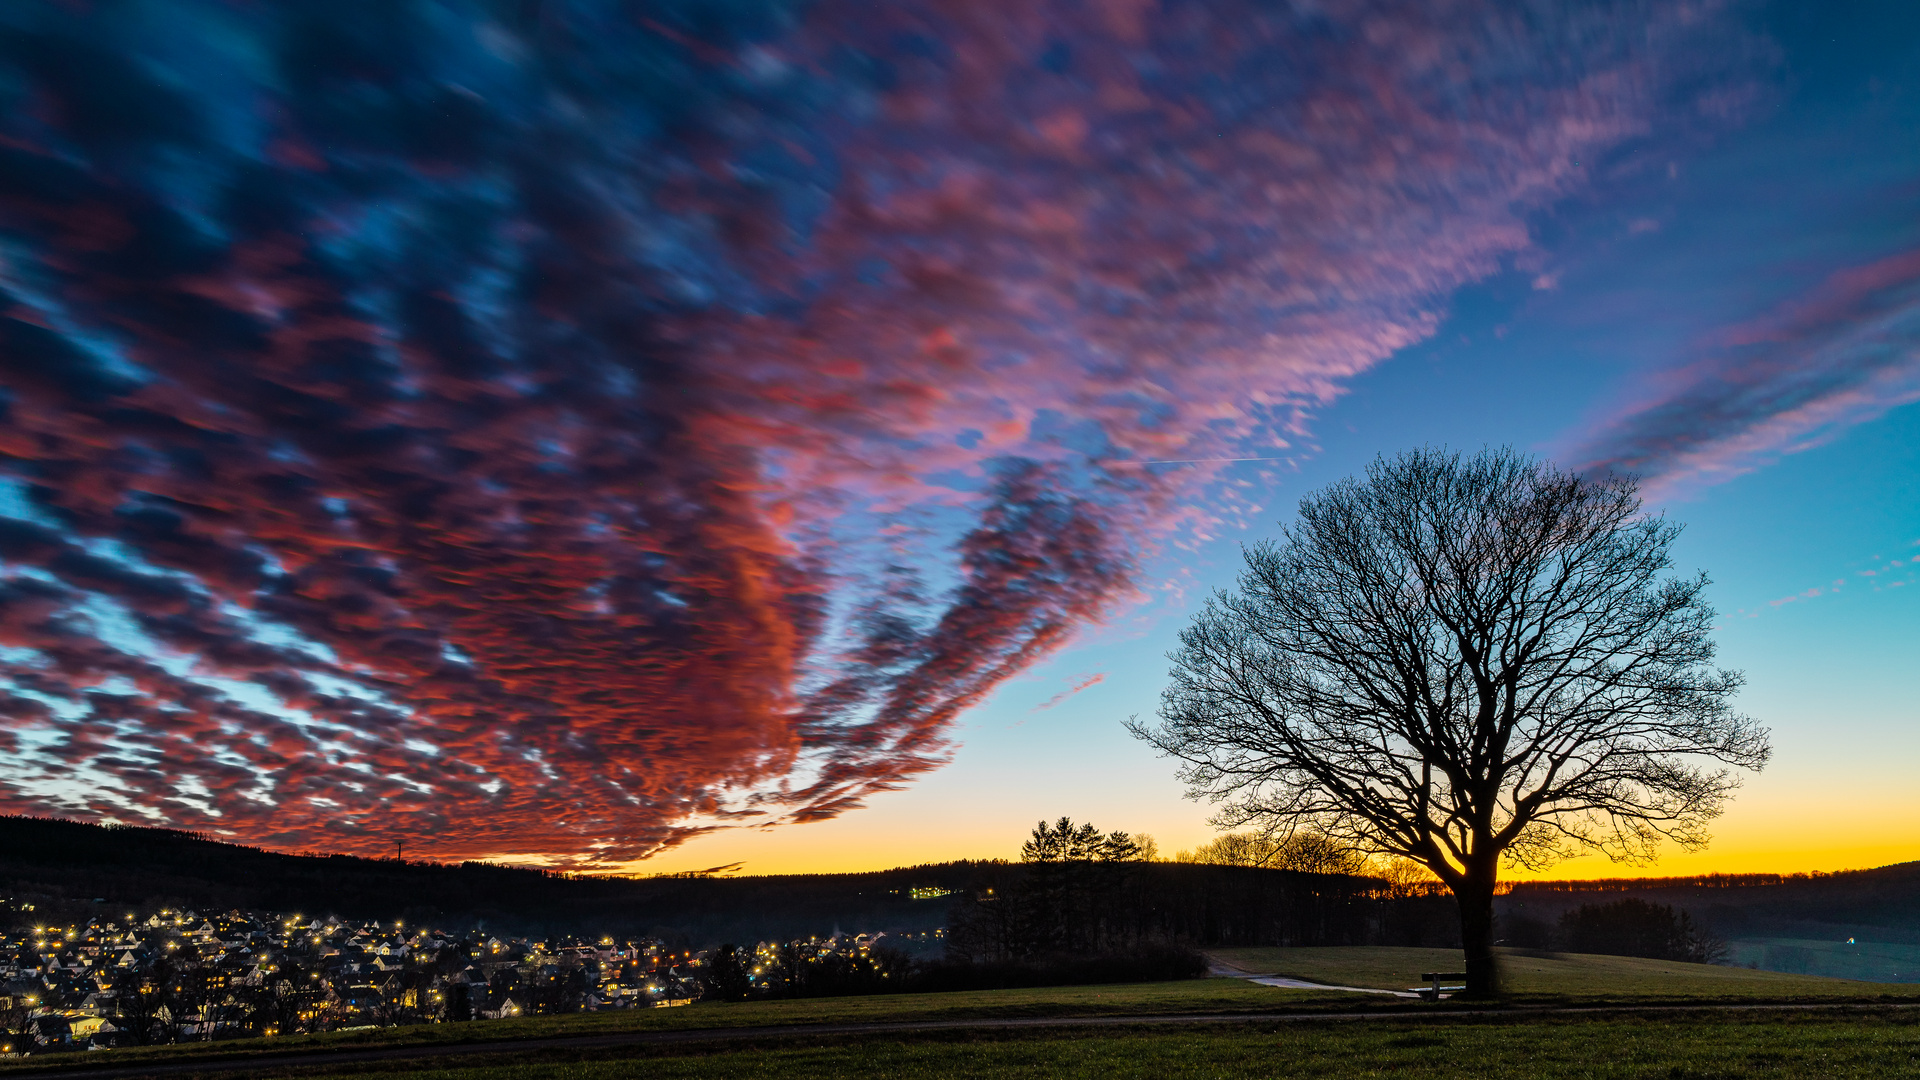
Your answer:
1178;831;1369;875
1130;447;1769;997
1021;817;1148;863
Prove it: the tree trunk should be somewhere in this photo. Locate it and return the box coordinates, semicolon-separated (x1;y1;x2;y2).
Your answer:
1454;870;1501;998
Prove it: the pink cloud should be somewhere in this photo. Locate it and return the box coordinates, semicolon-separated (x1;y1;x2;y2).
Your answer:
1571;248;1920;498
1034;672;1107;711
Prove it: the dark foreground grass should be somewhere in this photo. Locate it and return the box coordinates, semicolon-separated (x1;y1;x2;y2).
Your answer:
142;1011;1920;1080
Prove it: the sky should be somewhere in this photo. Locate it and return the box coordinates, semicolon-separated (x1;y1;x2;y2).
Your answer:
0;0;1913;879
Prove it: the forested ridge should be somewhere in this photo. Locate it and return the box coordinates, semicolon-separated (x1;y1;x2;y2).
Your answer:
1501;864;1920;944
0;817;1405;947
5;816;1914;950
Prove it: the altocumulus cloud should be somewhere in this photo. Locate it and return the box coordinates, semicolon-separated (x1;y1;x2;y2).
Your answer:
1574;249;1920;497
0;0;1750;864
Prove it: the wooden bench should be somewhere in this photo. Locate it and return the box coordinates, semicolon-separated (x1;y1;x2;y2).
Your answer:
1413;972;1467;1001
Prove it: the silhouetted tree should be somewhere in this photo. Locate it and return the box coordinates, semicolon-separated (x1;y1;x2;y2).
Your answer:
149;953;208;1042
758;941;915;998
1132;448;1769;997
106;968;166;1045
245;962;320;1036
0;987;32;1049
699;944;753;1002
1022;818;1145;862
1010;818;1153;955
1179;833;1269;866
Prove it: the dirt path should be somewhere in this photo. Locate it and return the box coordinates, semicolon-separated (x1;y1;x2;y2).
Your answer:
10;1001;1920;1080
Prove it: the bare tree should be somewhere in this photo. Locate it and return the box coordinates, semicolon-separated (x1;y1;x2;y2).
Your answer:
1177;832;1268;866
1178;831;1368;875
1130;448;1768;997
1271;832;1371;876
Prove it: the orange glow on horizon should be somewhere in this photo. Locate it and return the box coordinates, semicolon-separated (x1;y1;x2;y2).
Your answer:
600;827;1917;882
595;782;1920;882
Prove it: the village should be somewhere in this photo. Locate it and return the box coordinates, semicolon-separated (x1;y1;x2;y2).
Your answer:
0;906;886;1054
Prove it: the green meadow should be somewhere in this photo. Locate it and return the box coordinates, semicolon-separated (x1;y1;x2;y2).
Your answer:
230;1012;1920;1080
1210;946;1920;1003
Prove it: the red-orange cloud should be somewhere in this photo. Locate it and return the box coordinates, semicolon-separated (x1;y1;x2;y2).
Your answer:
0;0;1749;863
1573;248;1920;495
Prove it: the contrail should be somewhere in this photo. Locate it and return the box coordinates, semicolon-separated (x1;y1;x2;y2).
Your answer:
1113;456;1292;466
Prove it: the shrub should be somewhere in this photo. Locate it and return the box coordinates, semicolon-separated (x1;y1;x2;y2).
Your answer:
1557;898;1727;963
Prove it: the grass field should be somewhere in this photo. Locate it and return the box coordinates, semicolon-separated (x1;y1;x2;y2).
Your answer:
5;948;1917;1078
1726;938;1920;983
1210;946;1920;1003
25;1012;1920;1079
0;979;1350;1075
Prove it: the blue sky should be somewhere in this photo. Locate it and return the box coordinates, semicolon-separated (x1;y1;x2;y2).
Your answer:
645;1;1920;875
0;0;1914;875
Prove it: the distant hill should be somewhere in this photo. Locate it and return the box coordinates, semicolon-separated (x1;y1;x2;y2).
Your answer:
1500;864;1920;946
11;815;1909;957
0;815;980;944
0;816;1382;950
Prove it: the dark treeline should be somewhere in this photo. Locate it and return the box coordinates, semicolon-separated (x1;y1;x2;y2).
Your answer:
940;817;1461;961
1;817;1451;954
943;860;1454;959
1513;874;1841;891
0;816;956;943
3;817;1434;950
697;939;1210;1002
1498;862;1920;947
1503;898;1728;963
682;835;1466;1002
8;817;1915;956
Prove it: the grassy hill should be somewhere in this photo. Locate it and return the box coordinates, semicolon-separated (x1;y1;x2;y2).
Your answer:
1724;937;1920;982
1209;945;1920;1002
1495;863;1920;982
1500;863;1920;945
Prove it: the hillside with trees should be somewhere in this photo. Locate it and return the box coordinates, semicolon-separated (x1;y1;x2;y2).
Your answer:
1499;865;1920;947
5;816;1914;971
0;816;1410;949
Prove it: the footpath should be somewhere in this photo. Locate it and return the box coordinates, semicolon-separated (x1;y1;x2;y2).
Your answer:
1205;959;1419;998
